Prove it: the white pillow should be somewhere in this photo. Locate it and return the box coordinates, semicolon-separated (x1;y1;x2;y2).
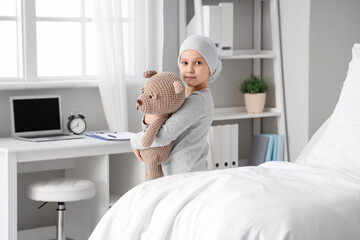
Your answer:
296;43;360;173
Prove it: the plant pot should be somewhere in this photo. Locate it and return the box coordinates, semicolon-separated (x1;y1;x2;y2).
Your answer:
244;93;266;113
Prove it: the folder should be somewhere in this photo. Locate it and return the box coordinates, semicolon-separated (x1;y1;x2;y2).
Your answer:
261;134;277;161
261;134;285;161
277;135;285;161
219;2;233;56
86;131;135;141
203;5;221;54
263;135;274;162
208;124;239;169
222;125;232;168
212;126;223;169
230;124;239;168
207;127;215;170
248;135;269;166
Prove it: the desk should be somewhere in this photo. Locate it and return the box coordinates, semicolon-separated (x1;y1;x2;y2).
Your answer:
0;137;133;240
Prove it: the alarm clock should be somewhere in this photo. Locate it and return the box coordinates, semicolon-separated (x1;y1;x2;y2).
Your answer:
67;112;87;135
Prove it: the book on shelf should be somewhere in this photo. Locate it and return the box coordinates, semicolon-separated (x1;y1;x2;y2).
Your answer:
248;134;285;166
276;135;285;162
247;135;269;166
262;134;275;162
261;134;285;162
86;131;135;141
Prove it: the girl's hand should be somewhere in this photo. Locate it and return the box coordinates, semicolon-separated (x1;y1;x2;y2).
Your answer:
131;146;144;162
144;114;170;125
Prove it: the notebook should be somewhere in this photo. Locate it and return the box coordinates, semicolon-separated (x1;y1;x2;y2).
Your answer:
10;95;84;142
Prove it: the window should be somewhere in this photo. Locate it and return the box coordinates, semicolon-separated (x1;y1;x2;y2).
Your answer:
0;0;21;79
0;0;98;83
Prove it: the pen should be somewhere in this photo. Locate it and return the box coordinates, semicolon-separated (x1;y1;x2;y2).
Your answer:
108;134;117;138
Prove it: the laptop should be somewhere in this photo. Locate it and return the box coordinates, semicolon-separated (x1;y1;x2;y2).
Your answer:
10;95;84;142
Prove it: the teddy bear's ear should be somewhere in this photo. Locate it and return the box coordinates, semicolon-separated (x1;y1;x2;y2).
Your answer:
143;70;157;78
173;80;184;94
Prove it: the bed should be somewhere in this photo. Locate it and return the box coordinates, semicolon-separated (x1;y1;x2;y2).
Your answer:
89;44;360;240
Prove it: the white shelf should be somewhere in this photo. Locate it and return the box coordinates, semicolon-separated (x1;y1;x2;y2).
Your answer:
213;106;281;121
221;50;276;60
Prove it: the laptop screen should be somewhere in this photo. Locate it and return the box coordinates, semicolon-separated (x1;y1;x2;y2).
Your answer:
10;95;63;137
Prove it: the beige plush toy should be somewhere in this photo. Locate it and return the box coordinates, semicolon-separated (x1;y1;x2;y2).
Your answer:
136;70;186;181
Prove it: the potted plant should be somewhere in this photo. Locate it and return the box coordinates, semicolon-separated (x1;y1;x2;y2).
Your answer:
239;74;269;113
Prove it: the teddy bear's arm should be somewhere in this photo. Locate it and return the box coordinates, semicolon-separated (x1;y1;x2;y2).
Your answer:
142;115;170;148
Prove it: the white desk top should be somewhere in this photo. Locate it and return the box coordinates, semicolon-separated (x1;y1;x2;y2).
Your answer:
0;137;132;162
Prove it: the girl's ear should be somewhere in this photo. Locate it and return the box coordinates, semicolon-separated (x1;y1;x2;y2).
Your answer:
173;80;184;94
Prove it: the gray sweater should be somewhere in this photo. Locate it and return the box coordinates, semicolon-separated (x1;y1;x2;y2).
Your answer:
130;88;214;175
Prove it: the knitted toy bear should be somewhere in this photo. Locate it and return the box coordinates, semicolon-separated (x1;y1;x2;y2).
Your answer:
136;70;186;181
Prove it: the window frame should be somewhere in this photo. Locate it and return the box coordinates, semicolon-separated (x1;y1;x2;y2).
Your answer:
0;0;98;90
0;4;23;82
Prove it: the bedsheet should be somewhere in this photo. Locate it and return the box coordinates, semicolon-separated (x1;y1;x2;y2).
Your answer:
89;162;360;240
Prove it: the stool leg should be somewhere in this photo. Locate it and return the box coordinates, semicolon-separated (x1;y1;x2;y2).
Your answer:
57;202;66;240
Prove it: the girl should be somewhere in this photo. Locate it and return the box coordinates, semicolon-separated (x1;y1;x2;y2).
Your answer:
131;35;222;175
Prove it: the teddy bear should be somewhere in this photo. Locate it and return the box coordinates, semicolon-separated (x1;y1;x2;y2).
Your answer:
136;70;186;181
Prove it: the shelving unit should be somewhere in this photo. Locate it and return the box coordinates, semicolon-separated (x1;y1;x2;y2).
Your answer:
214;107;281;121
220;50;276;60
179;0;288;162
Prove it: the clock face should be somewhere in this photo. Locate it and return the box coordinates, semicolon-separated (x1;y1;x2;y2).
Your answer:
69;117;86;135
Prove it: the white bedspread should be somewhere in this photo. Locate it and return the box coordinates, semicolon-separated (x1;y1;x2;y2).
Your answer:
89;162;360;240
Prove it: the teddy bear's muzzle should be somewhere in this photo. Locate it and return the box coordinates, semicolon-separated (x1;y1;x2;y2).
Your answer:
136;99;143;111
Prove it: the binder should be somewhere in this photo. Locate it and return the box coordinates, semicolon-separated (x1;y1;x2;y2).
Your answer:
263;135;274;162
219;2;233;56
277;135;285;161
203;5;221;54
248;135;269;166
230;124;239;168
261;134;276;161
207;127;215;170
221;125;231;168
261;134;285;161
212;126;223;169
207;124;239;169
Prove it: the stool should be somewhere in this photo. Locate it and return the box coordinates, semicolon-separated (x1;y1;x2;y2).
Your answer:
27;178;95;240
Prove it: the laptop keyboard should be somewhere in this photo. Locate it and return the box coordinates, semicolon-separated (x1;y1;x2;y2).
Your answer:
19;134;84;142
25;134;68;139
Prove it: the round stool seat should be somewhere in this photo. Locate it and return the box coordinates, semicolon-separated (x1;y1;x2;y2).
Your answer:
27;178;95;202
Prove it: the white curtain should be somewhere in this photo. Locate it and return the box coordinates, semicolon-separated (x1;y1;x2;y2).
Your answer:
93;0;164;132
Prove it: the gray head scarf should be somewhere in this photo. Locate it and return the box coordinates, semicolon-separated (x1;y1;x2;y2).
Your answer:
178;35;222;83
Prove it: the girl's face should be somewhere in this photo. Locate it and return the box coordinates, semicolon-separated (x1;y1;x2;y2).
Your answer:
179;50;211;90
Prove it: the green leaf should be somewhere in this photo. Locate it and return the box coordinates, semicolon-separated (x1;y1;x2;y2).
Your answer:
239;74;269;94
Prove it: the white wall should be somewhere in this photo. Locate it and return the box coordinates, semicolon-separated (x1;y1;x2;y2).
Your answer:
309;0;360;136
280;0;360;162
